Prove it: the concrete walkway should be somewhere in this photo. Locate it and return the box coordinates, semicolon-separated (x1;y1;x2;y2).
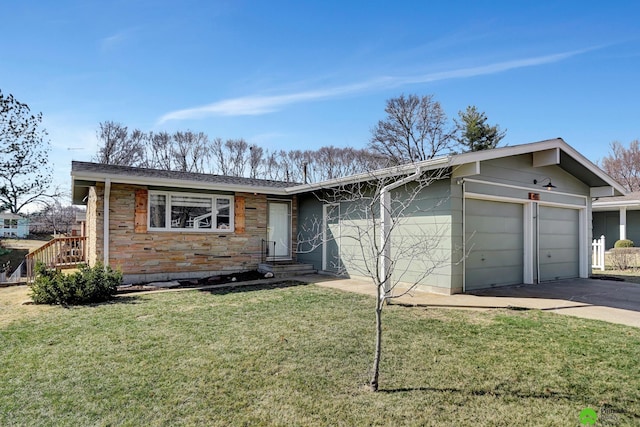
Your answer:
300;275;640;328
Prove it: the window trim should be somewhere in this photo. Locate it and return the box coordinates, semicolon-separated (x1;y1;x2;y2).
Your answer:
147;191;235;232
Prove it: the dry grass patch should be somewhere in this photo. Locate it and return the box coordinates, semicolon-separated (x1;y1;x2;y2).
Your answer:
0;285;55;327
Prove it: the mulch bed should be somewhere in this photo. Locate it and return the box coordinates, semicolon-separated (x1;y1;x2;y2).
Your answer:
117;270;269;293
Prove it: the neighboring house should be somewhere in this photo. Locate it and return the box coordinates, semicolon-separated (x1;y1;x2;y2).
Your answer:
71;138;625;293
592;192;640;249
0;212;29;238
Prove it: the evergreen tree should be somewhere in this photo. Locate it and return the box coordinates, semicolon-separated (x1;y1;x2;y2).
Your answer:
455;106;506;152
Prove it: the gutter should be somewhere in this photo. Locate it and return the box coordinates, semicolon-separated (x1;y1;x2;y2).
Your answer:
103;178;111;267
286;156;451;195
379;166;424;301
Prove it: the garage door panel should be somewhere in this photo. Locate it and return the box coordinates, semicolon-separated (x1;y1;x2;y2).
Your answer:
540;264;576;281
539;206;579;281
470;233;522;250
466;249;523;269
470;217;523;234
541;248;578;260
465;199;524;290
466;266;524;288
540;235;579;250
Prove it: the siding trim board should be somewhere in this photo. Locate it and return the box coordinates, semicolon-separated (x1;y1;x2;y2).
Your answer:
464;178;588;205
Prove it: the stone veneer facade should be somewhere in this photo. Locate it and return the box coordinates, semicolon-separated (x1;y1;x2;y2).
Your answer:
85;182;297;283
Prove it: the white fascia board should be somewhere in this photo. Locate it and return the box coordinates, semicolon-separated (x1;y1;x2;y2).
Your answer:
550;141;627;196
593;200;640;210
285;156;452;194
448;138;564;165
454;138;627;196
70;171;291;195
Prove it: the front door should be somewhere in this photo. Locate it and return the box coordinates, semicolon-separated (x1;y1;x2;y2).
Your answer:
267;201;291;260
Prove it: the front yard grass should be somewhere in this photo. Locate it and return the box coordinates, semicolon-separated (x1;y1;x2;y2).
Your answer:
1;283;639;426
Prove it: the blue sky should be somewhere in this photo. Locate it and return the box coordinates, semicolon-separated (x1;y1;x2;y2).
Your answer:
2;1;639;193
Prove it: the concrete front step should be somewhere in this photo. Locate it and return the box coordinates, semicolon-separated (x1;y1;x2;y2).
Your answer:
258;263;317;277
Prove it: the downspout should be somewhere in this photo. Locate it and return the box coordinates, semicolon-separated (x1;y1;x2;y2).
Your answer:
461;179;466;293
103;178;111;267
379;166;424;301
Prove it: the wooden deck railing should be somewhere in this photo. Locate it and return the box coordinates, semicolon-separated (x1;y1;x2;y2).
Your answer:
25;236;87;280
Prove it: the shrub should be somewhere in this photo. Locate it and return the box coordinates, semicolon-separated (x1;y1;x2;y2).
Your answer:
609;248;637;271
614;239;634;248
29;262;122;305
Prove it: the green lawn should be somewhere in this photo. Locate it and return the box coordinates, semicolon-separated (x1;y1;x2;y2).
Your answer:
1;283;639;426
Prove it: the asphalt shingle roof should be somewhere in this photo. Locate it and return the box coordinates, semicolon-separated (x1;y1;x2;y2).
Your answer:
71;161;297;189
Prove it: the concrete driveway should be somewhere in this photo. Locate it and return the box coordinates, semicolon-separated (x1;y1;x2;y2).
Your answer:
309;276;640;328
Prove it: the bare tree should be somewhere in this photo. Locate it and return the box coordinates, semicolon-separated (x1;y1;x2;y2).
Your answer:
93;121;146;166
210;137;229;175
30;199;83;235
147;131;173;170
298;165;452;391
248;144;264;179
369;94;456;165
0;91;56;214
172;131;209;173
309;146;388;182
262;150;282;180
226;139;250;177
601;140;640;192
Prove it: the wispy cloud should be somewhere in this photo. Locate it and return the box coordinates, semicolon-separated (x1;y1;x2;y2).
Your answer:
158;48;593;124
100;28;135;51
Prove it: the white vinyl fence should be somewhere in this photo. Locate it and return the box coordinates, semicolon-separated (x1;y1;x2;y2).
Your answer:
592;235;605;271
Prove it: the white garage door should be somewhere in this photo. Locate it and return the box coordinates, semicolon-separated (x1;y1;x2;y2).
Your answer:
539;206;580;281
465;199;524;291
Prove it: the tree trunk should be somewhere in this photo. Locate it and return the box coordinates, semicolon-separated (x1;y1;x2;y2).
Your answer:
370;295;383;392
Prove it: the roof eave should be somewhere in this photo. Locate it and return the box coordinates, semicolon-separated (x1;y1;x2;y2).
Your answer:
285;156;453;194
71;171;292;196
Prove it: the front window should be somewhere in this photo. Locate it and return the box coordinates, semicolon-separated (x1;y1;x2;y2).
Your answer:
149;194;166;228
148;191;233;232
3;219;17;229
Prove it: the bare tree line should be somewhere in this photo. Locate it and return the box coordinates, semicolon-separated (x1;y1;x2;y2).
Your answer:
93;94;506;183
94;121;389;183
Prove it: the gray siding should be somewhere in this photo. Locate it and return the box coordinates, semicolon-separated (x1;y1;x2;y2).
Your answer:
296;180;456;292
593;210;640;249
296;193;324;270
389;180;453;291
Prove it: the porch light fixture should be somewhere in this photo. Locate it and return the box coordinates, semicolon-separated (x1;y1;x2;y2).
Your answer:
533;178;556;190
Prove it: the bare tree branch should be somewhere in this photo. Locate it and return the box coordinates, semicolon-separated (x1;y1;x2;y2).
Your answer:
601;140;640;192
297;165;454;391
369;94;456;165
